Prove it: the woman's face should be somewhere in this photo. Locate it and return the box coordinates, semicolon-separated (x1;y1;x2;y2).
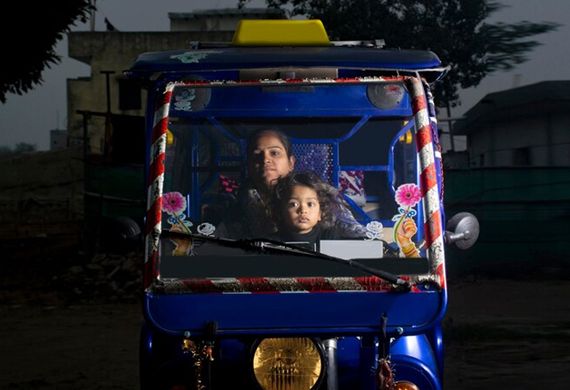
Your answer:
284;185;322;234
249;133;295;187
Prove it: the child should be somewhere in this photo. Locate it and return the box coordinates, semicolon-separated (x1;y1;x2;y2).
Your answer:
272;171;352;246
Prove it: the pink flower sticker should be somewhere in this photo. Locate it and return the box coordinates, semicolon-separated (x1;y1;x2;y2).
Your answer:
395;183;422;208
162;192;187;216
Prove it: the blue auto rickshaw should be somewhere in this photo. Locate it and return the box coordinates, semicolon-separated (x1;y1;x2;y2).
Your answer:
128;20;478;390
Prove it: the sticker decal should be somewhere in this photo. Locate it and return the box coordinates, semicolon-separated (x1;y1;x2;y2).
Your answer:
365;221;384;240
197;222;216;236
392;183;421;257
170;50;222;64
173;89;196;111
162;191;194;256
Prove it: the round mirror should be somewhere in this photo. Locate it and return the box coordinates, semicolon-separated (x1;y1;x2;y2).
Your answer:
445;212;480;250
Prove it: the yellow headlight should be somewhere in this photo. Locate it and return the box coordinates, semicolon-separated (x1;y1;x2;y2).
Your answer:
253;337;323;390
394;380;420;390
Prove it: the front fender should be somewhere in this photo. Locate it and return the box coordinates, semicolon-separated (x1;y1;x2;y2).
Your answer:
391;334;441;390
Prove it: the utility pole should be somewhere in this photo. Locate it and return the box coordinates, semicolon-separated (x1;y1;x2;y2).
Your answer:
90;0;96;31
101;70;115;159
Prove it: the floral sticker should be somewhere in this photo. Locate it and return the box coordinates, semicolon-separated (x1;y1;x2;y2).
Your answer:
392;184;421;257
173;89;196;111
163;191;187;216
395;183;422;207
365;221;384;240
162;192;193;255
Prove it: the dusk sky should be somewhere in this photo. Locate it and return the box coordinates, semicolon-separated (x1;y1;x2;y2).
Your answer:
0;0;568;150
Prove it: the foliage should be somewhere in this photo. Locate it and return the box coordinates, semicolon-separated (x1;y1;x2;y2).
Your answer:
14;142;38;153
0;146;12;156
238;0;559;107
0;143;37;156
0;1;94;103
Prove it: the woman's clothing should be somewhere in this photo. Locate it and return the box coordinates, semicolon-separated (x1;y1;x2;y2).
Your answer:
216;181;367;240
215;183;277;239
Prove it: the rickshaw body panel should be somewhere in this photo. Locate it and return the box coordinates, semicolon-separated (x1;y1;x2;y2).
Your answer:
144;290;443;337
133;25;450;389
129;46;443;76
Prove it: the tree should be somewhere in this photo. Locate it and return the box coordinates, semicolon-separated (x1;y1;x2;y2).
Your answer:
238;0;559;108
0;143;36;157
0;1;94;103
14;142;37;154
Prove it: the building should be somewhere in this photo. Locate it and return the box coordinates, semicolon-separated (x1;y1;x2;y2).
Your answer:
66;8;285;158
61;8;285;252
169;8;284;32
454;81;570;168
50;129;68;151
444;81;570;275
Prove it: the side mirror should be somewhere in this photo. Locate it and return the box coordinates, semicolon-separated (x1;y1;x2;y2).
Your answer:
102;216;142;253
444;212;479;250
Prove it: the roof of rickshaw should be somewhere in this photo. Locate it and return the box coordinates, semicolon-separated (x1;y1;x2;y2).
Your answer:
127;45;445;78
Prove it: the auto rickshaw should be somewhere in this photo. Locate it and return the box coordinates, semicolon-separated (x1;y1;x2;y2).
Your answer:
127;20;479;390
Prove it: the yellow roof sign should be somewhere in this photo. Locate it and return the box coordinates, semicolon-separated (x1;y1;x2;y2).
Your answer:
232;20;330;46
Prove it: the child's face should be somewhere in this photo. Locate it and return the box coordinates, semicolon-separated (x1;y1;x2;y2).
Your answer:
284;185;322;234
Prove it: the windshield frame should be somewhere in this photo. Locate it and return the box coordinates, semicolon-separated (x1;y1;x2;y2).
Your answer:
143;76;445;291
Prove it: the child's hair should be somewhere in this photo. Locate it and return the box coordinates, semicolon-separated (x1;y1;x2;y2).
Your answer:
272;171;339;230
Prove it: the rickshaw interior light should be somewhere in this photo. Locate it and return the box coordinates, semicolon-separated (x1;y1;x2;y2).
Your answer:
367;83;405;109
253;337;323;390
166;129;174;145
399;130;413;144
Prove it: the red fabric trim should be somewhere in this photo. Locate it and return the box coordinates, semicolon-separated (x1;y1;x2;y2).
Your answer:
436;263;446;289
420;164;438;197
183;279;220;293
354;276;393;292
416;125;432;151
145;197;162;235
237;277;278;294
151;117;168;143
147;152;165;186
296;277;337;292
154;90;172;111
144;253;158;288
411;94;428;113
423;209;442;248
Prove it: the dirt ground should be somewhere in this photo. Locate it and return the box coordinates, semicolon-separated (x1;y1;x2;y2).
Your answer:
1;257;570;389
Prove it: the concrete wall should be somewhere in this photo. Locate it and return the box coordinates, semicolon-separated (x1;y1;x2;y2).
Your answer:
0;148;84;254
67;31;234;154
169;9;285;32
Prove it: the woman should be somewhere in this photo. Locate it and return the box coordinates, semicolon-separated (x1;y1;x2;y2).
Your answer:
217;129;295;238
218;128;366;239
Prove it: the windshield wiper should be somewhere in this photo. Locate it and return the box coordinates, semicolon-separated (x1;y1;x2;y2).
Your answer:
162;230;410;288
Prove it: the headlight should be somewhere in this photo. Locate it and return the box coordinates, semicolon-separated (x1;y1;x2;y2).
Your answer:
394;380;420;390
252;337;324;390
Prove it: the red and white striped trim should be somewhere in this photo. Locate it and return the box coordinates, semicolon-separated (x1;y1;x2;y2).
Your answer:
406;77;446;288
172;76;405;88
154;276;404;294
144;85;175;288
143;77;446;289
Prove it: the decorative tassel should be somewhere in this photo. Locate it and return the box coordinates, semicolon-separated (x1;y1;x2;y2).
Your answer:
377;358;395;390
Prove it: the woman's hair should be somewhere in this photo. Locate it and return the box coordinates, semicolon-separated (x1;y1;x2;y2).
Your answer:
272;171;339;229
246;128;294;159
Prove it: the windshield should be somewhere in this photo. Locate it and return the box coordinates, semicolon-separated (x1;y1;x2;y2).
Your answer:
158;83;427;275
